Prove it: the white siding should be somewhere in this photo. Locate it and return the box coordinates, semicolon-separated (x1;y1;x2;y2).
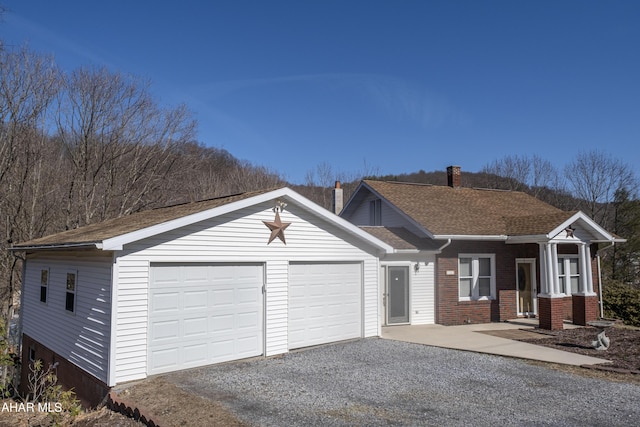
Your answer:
113;202;380;383
21;254;112;383
344;193;409;228
411;256;435;325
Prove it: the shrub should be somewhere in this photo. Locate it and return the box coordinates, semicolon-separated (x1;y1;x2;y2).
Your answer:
602;280;640;327
0;321;19;398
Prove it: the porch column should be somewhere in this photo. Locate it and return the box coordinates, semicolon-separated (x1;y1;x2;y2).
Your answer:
538;242;564;330
578;243;596;295
573;243;599;325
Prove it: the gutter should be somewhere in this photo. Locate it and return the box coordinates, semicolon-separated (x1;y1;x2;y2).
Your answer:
9;242;103;251
434;235;508;241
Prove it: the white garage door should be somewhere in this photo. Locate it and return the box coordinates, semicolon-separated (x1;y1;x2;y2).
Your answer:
288;262;362;349
148;263;263;375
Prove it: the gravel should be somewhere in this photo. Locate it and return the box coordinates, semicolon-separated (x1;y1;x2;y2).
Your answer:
166;338;640;426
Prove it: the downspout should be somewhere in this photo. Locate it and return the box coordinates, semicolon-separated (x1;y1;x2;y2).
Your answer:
596;242;615;319
437;238;452;253
434;239;452;325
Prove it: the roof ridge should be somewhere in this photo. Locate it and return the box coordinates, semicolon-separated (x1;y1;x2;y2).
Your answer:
152;186;284;211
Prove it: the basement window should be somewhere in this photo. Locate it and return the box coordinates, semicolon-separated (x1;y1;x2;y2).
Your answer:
40;269;49;303
458;254;496;301
65;272;77;313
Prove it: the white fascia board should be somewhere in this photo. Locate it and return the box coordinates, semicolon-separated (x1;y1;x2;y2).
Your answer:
547;211;614;242
432;234;508;241
102;187;394;253
10;242;102;251
506;235;548;244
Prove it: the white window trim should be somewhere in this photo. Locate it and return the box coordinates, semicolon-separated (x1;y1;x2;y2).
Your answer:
458;254;496;301
557;255;580;296
40;268;50;304
65;270;78;314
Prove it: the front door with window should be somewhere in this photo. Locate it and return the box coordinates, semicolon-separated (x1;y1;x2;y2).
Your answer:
387;266;409;324
516;260;536;317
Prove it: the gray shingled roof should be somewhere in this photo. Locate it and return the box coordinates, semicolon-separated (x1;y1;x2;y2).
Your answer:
14;188;281;248
363;180;571;236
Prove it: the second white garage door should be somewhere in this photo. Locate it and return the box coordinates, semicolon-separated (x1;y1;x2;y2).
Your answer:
288;262;362;349
148;263;263;375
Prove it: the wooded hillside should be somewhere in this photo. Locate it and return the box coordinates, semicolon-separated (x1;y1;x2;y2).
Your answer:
1;45;639;332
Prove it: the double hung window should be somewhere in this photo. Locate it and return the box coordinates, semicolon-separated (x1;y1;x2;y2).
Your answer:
558;256;580;295
40;269;49;303
459;254;496;300
66;272;77;313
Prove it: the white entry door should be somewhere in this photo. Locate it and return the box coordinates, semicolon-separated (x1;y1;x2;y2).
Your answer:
288;262;362;349
148;263;263;375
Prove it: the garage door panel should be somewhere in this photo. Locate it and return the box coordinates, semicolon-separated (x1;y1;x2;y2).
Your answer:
288;262;362;349
149;264;263;375
151;291;180;313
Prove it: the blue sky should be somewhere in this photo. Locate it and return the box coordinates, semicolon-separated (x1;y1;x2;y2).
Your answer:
2;1;639;184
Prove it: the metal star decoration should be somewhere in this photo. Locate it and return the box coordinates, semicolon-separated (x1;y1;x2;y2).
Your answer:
565;226;575;238
263;211;291;244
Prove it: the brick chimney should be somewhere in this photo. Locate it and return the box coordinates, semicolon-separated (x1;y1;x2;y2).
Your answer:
332;181;344;214
447;165;461;188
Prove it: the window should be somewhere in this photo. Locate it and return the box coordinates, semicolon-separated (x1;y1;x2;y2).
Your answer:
369;199;381;225
558;256;580;295
40;269;49;303
458;254;496;300
28;345;36;362
65;272;77;313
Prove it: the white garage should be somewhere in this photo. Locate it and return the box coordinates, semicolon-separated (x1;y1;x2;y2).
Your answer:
148;263;264;375
17;186;392;402
288;262;362;349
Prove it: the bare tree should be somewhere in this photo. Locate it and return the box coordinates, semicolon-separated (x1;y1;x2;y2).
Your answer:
565;150;636;227
54;67;197;228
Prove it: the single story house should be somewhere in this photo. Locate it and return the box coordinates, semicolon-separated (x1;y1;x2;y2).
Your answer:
12;187;393;406
12;167;622;406
338;166;623;331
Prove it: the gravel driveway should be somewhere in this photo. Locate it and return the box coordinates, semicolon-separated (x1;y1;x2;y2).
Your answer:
165;338;640;426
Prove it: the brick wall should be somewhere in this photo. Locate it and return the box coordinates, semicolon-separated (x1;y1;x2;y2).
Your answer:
20;334;109;408
436;241;538;325
572;294;599;326
538;297;565;330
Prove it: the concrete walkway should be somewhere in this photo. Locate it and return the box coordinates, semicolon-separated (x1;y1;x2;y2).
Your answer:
381;320;611;366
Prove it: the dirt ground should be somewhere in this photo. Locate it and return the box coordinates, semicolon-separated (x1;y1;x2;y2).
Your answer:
1;324;638;426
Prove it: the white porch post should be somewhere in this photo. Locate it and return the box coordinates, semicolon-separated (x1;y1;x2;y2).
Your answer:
550;243;560;295
578;243;596;295
538;243;548;295
539;242;560;296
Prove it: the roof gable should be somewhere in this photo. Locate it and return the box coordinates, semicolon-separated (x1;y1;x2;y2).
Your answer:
14;187;394;252
344;180;614;239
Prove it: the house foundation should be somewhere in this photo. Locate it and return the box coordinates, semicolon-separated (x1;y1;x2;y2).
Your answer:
20;334;109;408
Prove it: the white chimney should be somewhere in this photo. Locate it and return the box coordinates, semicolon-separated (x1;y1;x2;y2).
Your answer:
332;181;344;215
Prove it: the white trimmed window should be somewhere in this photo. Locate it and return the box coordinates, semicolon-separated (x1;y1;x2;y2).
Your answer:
558;256;580;295
458;254;496;300
40;269;49;304
65;272;77;313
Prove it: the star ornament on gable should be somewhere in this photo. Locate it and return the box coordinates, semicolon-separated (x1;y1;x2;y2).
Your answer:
263;211;291;244
565;226;575;238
